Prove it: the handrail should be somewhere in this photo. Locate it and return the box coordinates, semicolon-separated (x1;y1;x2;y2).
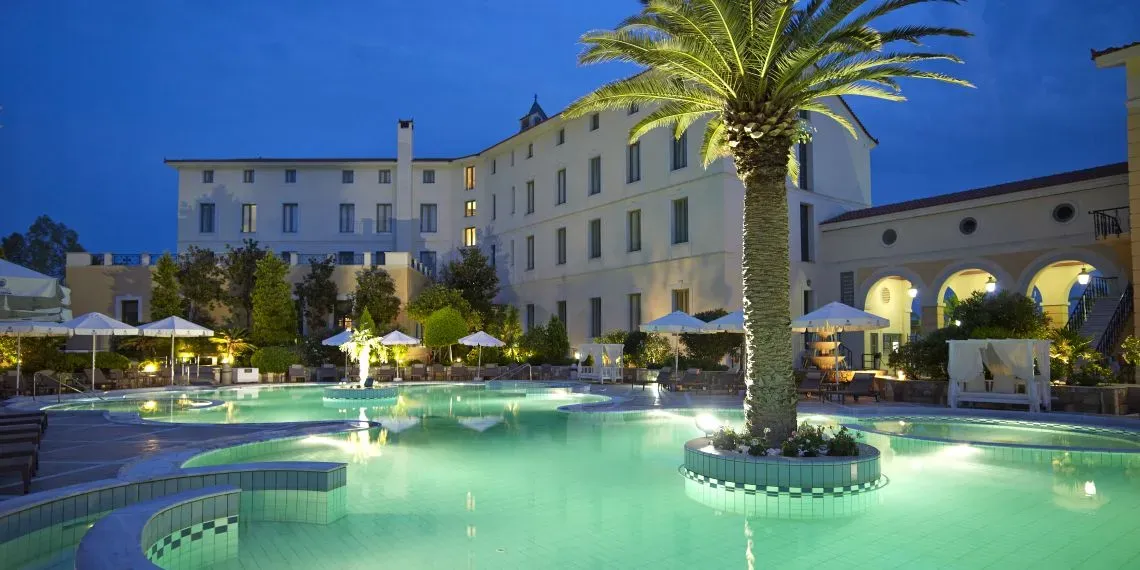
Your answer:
1096;282;1133;355
33;371;105;402
1066;276;1116;332
490;363;532;381
1090;207;1128;240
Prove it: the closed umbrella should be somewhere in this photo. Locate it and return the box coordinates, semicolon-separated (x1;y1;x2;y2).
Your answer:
380;330;420;381
640;310;708;371
62;313;138;391
137;316;214;386
459;331;505;380
0;321;71;394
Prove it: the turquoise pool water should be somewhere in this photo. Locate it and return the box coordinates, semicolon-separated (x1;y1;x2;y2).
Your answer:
854;416;1140;450
40;386;1140;568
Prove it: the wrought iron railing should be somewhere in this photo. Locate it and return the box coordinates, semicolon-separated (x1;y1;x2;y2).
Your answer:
112;253;142;266
1090;207;1128;240
1096;283;1133;355
1067;276;1116;332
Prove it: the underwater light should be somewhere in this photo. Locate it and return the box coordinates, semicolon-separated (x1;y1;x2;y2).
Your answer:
139;400;158;412
1084;481;1097;497
695;414;722;435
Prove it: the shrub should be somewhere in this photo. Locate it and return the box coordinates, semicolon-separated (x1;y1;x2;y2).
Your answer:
952;291;1050;338
250;346;298;374
680;309;742;368
826;427;862;457
424;307;469;362
298;332;342;367
890;326;968;379
1069;361;1113;387
780;423;829;457
95;352;131;370
711;427;739;451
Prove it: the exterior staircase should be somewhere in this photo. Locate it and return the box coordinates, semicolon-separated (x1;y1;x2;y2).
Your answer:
1079;298;1120;340
1074;282;1134;356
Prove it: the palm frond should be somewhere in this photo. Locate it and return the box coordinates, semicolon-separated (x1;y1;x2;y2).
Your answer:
564;72;720;119
699;119;730;166
786;145;801;189
877;24;972;45
629;101;717;142
798;101;858;139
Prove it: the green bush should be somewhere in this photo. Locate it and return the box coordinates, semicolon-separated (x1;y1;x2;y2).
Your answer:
680;309;742;368
711;427;739;451
889;326;968;380
95;352;131;370
250;346;298;374
298;332;342;367
1069;361;1113;387
423;307;469;350
519;317;573;365
952;291;1050;338
825;427;862;457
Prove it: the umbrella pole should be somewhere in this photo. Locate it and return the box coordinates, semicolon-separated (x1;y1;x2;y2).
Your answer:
15;333;21;396
674;334;679;372
91;334;97;392
170;333;176;387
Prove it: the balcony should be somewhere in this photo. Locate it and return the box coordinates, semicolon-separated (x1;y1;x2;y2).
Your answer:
68;253;159;267
1090;207;1129;240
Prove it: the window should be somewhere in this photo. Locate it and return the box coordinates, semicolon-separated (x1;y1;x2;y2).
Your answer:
420;204;438;233
557;128;565;145
799;203;814;262
378;169;391;183
840;271;855;306
422;170;435;184
627;142;641;183
490;244;496;267
376;203;392;233
590;297;602;338
336;204;354;233
419;251;437;275
460;200;475;218
342;170;354;184
526;180;535;214
119;299;140;326
628;293;641;331
281;169;294;183
627;210;642;252
511;186;516;214
464;227;477;247
959;217;978;235
527;143;533;159
797;111;812;190
526;235;535;270
672;289;690;313
243;169;255;183
283;203;299;233
588;218;601;259
1052;203;1076;223
628;103;639;115
557;300;567;325
803;289;815;316
338;251;355;265
241;204;257;233
881;229;897;246
492;159;497;174
464;166;475;190
671;130;688;170
556;169;567;205
588;156;602;195
492;194;497;220
526;304;536;331
510;239;515;267
589;113;600;131
556;227;566;265
202;170;214;184
198;203;215;233
672;198;689;244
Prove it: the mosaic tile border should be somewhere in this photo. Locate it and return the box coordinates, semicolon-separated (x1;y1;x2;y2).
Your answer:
147;515;237;562
678;466;889;498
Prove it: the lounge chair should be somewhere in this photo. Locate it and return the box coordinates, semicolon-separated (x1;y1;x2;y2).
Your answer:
480;363;499;380
678;369;704;391
832;373;880;403
0;425;42;444
1;372;21;397
450;366;469;381
431;364;445;381
0;411;47;430
655;367;674;390
376;366;395;382
0;455;35;494
0;443;39;475
410;364;427;381
316;365;338;382
0;432;41;446
288;365;308;383
798;372;823;401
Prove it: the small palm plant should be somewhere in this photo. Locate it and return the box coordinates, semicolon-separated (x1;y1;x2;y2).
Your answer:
565;0;971;440
340;329;384;387
211;328;256;365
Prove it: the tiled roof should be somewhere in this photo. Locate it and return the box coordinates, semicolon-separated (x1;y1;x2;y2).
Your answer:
164;157;458;164
1091;41;1140;59
823;162;1129;224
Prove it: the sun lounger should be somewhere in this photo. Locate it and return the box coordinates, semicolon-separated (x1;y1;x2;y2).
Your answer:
0;411;47;430
0;432;41;446
376;367;395;382
0;443;39;475
288;365;308;383
798;372;823;401
410;364;427;381
0;417;47;433
0;455;35;494
831;373;880;403
655;367;674;390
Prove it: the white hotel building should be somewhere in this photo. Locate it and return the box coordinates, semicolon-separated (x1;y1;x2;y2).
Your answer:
162;96;874;345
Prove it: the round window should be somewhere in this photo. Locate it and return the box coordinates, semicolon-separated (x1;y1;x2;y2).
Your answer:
1052;203;1076;223
959;217;978;235
881;229;898;246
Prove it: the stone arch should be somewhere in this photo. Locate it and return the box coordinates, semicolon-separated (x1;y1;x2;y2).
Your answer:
1014;248;1121;296
931;258;1015;328
856;266;928;309
1016;248;1120;328
856;267;926;371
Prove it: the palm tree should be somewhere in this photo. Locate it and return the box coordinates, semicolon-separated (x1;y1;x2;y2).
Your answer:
565;0;971;440
211;327;256;365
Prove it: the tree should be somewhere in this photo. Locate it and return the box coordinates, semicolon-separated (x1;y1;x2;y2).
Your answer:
177;246;225;325
951;291;1050;339
211;328;256;365
2;215;84;278
357;307;377;335
222;240;269;327
250;346;298;375
250;254;297;346
441;248;500;320
564;0;971;439
680;309;744;368
350;267;401;328
423;307;469;362
407;284;481;329
149;253;182;321
295;258;338;333
485;305;524;362
543;316;571;363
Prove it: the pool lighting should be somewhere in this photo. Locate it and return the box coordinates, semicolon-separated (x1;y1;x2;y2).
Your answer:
142;362;158;373
954;319;961;327
941;444;981;459
898;420;906;426
906;287;918;299
984;276;997;293
1084;481;1097;497
695;414;722;435
140;400;158;412
1077;267;1091;286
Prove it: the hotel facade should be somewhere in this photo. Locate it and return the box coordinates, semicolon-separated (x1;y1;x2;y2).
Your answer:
66;43;1140;367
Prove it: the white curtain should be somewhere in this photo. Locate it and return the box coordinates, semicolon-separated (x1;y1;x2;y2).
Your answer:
949;341;985;383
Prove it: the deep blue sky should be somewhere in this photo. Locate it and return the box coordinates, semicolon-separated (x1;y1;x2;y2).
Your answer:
1;0;1137;252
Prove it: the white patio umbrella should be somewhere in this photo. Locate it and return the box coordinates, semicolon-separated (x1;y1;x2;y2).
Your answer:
137;316;214;386
0;321;71;394
790;302;890;375
322;329;353;372
62;312;138;391
704;310;744;333
640;311;709;371
380;330;421;381
0;259;66;321
459;331;505;380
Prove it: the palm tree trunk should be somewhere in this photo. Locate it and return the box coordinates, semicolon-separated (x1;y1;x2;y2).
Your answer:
735;137;797;442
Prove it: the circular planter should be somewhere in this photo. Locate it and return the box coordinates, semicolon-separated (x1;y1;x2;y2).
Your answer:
322;386;399;400
682;437;882;492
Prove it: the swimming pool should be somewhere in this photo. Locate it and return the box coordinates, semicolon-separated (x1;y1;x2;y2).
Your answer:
852;416;1140;450
25;385;1140;568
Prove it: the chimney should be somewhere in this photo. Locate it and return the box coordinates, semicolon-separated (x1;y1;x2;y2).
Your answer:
395;119;414;253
